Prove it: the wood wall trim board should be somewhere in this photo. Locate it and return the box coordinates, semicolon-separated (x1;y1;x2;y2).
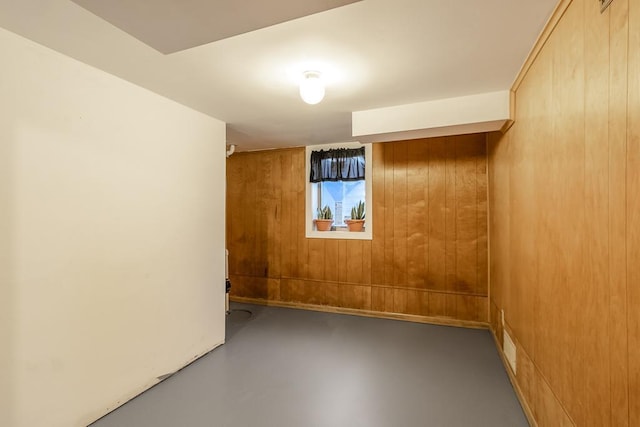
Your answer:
511;0;574;92
232;273;488;299
499;119;514;134
230;296;489;330
275;276;489;297
490;330;538;427
509;90;516;123
230;275;488;322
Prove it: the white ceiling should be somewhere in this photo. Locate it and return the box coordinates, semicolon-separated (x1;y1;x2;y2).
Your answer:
70;0;362;54
0;0;558;151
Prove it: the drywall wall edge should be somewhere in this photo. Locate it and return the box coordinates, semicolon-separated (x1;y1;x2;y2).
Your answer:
84;340;225;425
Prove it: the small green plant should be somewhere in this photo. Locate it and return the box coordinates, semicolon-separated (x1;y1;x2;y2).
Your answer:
350;201;365;220
317;205;333;220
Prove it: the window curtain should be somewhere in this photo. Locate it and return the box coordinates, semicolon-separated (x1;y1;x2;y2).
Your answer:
309;147;365;183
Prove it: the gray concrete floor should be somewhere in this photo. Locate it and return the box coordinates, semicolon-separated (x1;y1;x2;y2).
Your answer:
91;303;528;427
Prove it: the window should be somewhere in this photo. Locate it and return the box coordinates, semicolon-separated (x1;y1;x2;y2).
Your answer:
305;142;372;240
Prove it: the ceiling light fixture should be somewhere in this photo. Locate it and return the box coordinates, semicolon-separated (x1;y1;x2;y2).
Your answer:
299;71;325;105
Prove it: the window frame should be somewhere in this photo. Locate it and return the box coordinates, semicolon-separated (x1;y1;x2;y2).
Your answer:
305;142;373;240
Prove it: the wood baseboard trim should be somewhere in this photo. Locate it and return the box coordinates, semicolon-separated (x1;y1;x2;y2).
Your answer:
490;330;538;427
500;119;515;134
230;296;489;330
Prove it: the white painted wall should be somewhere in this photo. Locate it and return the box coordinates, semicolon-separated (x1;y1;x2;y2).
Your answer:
0;27;226;427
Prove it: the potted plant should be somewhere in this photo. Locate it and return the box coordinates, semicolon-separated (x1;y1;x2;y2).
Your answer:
314;205;333;231
345;201;365;232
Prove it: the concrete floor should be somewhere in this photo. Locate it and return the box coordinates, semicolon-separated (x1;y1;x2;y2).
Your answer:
91;303;528;427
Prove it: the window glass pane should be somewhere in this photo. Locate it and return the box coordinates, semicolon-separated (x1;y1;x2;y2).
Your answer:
313;180;365;227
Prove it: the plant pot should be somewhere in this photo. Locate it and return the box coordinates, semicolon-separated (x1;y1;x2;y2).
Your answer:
345;219;365;232
314;219;333;231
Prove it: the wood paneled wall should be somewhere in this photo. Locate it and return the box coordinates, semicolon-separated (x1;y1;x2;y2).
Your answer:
488;0;639;425
227;135;488;324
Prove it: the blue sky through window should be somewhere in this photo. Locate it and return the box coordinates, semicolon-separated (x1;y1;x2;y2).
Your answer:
316;180;365;226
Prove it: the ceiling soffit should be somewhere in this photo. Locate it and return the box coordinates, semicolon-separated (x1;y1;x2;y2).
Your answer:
71;0;362;53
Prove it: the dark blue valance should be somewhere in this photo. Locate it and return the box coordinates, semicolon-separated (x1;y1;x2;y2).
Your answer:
309;147;365;183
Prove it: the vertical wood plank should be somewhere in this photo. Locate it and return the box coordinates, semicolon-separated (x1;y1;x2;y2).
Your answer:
337;240;347;283
326;281;339;306
454;135;479;294
407;140;428;289
384;287;394;312
582;0;611;423
405;289;429;316
226;155;243;277
324;240;339;282
296;192;307;278
456;295;484;322
371;143;386;285
266;151;282;278
517;346;537;420
268;278;281;301
393;288;407;314
288;149;300;279
383;143;395;286
627;0;640;423
345;240;363;284
281;278;304;303
280;151;293;278
244;153;259;277
362;240;372;285
534;371;575;427
289;149;301;278
444;137;457;317
255;153;268;277
307;239;325;281
423;140;431;292
294;150;308;280
393;142;408;287
487;132;511;317
476;139;489;297
427;138;447;291
371;286;385;312
526;42;553;411
609;0;630;424
303;279;326;305
428;292;456;318
529;10;579;418
552;5;586;420
339;284;371;310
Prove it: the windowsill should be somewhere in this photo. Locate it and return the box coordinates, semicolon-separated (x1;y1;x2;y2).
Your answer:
306;229;372;240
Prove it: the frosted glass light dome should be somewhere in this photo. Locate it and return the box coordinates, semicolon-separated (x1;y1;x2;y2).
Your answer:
299;71;325;105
